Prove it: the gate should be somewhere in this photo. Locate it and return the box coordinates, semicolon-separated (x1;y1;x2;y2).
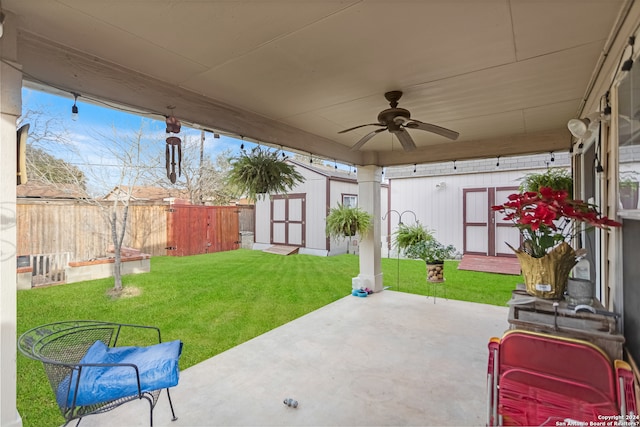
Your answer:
166;205;240;256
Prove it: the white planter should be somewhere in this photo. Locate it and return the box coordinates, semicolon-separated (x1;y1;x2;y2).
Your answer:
566;277;594;305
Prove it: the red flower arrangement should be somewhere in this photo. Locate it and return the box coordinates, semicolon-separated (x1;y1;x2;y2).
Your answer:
492;187;621;258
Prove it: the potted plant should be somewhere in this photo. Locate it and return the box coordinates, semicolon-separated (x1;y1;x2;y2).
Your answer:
619;171;639;209
226;146;304;201
519;168;573;195
325;203;372;254
404;238;457;283
393;222;433;253
492;187;621;299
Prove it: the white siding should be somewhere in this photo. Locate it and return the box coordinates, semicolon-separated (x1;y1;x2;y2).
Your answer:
295;167;327;251
387;169;546;256
328;180;360;255
254;197;271;244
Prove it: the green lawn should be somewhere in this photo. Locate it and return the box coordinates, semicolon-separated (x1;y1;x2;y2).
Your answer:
17;249;521;427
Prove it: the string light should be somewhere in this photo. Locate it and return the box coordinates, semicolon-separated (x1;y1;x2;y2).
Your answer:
413;164;417;173
595;140;604;173
453;160;457;170
622;36;635;71
0;11;6;39
71;93;80;121
496;156;500;168
550;151;555;162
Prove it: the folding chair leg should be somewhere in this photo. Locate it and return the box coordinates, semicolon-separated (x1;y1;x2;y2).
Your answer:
486;339;500;426
486;372;493;426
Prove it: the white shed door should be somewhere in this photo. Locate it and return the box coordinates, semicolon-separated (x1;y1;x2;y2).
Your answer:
270;194;306;246
463;187;520;256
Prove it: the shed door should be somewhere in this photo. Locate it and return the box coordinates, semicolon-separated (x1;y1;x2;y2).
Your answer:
463;187;520;256
271;194;305;246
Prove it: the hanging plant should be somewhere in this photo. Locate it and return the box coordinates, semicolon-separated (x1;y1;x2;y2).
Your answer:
226;146;304;201
325;204;372;240
393;222;433;254
518;168;573;195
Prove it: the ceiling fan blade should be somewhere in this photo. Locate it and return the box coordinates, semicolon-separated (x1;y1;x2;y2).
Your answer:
404;119;459;140
338;123;384;134
395;129;417;152
350;128;387;151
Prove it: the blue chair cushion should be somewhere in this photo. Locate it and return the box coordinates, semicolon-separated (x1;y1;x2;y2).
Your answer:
57;339;182;408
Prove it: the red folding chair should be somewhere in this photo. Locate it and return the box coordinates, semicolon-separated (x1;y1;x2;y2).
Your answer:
487;330;637;426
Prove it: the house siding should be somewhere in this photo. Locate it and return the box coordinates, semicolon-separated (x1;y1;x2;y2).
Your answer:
385;153;570;257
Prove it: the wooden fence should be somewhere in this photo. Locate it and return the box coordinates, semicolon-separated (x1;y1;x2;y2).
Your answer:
17;200;255;262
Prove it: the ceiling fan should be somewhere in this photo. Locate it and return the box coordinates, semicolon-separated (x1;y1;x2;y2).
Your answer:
339;91;459;152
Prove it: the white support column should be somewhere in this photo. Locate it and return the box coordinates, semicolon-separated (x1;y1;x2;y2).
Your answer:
0;12;24;427
354;165;383;292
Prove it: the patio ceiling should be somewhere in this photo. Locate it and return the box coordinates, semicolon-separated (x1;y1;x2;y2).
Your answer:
4;0;627;166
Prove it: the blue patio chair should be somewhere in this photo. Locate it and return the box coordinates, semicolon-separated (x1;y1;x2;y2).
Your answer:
18;320;182;427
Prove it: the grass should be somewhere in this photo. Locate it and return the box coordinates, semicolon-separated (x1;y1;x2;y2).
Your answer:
17;249;521;427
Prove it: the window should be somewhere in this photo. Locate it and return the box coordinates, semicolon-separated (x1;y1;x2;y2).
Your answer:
617;62;640;218
342;194;357;208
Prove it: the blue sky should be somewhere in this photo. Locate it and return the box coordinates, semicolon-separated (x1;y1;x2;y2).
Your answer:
20;87;262;191
21;87;248;160
20;87;353;193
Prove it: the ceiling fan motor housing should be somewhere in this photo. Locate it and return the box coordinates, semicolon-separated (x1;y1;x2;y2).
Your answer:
378;107;410;132
339;89;459;151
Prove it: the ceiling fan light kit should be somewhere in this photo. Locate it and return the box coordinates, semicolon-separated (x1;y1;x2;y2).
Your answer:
339;91;460;152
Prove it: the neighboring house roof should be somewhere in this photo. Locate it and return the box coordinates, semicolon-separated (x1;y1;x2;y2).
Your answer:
102;186;190;201
16;180;88;199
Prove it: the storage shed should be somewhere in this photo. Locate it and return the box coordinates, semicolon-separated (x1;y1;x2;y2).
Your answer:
254;159;388;256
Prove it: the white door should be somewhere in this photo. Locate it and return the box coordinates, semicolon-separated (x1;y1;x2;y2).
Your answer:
463;187;520;256
270;194;305;246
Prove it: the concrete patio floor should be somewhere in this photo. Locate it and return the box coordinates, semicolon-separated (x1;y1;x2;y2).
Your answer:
81;290;509;426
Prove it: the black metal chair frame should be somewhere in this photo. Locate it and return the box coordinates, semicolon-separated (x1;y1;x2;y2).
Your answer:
18;320;179;427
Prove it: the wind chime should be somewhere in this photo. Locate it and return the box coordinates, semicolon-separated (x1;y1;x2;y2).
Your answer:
165;115;182;183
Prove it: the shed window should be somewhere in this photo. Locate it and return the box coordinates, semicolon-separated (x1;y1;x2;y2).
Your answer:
342;194;357;208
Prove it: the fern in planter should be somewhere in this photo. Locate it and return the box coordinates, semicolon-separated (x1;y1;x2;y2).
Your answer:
393;223;433;254
325;204;372;254
519;168;573;195
226;146;304;201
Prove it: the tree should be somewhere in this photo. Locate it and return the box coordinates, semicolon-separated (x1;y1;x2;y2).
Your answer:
21;108;155;292
88;124;156;292
142;133;236;205
19;105;87;188
26;144;87;188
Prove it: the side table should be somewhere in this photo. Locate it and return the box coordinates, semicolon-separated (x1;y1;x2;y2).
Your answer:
507;289;624;361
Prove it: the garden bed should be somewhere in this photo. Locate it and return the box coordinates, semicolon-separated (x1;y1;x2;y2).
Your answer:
65;254;151;284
